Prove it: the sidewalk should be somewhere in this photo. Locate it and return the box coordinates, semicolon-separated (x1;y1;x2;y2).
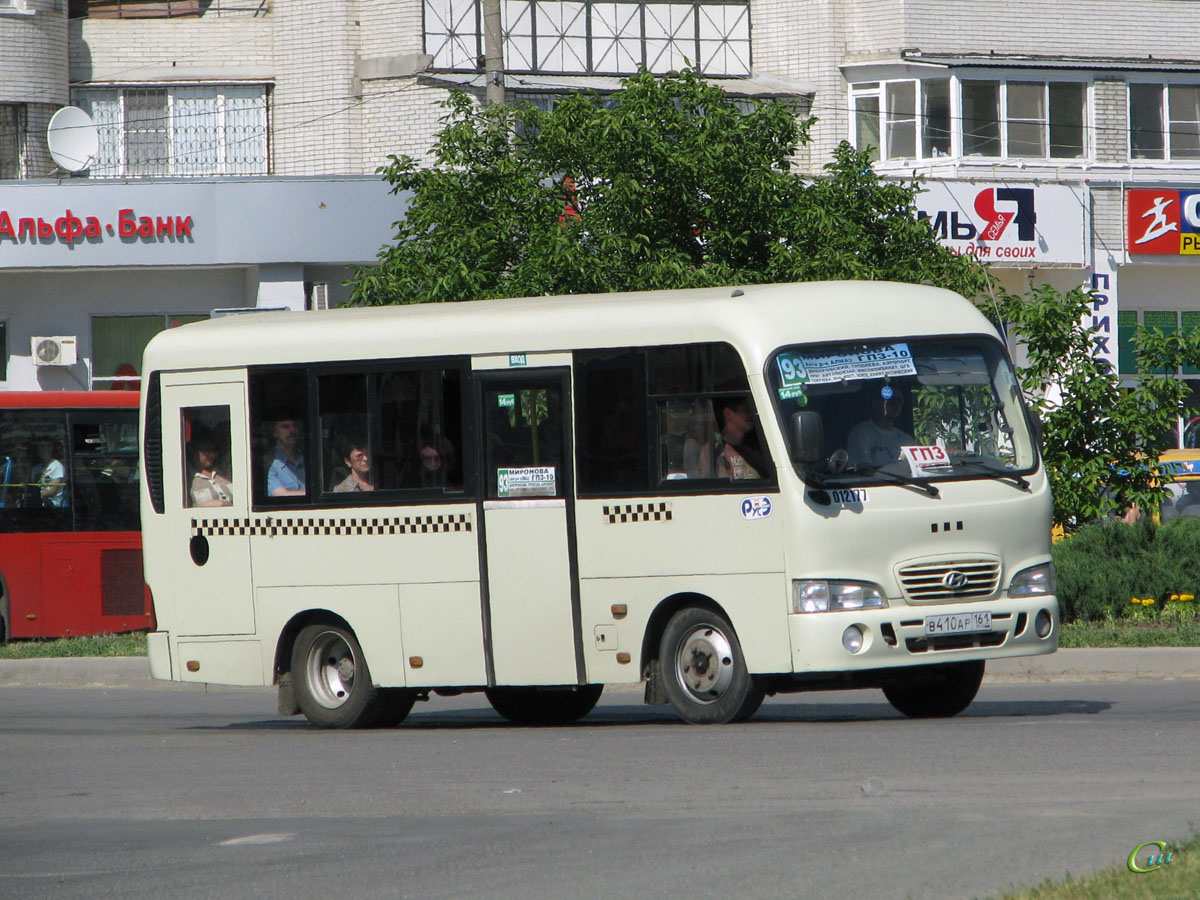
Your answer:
2;648;1200;689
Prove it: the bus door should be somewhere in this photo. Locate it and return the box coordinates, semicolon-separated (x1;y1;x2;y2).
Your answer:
479;371;583;685
160;380;255;636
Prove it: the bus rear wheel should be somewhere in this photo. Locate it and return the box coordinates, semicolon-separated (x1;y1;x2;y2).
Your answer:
485;684;603;725
660;607;763;724
882;660;985;718
291;624;386;729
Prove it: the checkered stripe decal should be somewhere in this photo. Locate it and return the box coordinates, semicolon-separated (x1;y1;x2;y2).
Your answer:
190;513;473;537
602;502;672;524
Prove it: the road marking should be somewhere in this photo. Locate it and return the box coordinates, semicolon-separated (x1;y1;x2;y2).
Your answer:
217;833;296;846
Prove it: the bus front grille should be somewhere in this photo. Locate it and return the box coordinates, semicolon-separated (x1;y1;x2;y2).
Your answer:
897;558;1001;603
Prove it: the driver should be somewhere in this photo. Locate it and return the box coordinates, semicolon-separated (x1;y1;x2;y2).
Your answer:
847;382;913;468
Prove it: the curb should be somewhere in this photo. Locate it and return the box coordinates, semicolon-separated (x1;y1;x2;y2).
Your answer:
985;647;1200;683
2;648;1200;689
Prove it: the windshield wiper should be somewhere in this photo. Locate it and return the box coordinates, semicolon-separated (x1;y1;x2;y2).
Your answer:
951;457;1031;491
868;468;941;498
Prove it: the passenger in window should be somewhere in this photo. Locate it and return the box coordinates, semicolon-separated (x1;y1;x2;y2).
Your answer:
333;438;373;493
267;419;306;497
714;398;767;480
188;437;233;508
32;440;68;508
848;382;914;469
418;432;456;488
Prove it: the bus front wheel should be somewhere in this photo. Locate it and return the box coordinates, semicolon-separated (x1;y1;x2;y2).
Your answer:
291;624;387;729
660;607;763;724
882;660;985;718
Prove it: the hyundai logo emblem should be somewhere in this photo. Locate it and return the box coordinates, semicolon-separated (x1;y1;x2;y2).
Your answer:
943;571;969;590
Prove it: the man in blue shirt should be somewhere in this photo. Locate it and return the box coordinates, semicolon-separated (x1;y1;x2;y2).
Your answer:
267;419;306;497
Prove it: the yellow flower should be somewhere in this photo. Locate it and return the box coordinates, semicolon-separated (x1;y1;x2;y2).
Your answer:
1143;598;1157;606
1131;597;1142;605
1183;594;1195;602
1170;594;1179;601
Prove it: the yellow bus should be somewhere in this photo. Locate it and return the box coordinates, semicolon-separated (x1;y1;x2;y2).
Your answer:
139;281;1058;727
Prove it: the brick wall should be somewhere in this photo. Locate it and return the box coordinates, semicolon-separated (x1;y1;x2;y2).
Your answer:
0;0;68;103
902;0;1200;58
1093;77;1127;166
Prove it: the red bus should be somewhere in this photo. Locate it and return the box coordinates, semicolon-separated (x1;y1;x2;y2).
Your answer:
0;392;151;640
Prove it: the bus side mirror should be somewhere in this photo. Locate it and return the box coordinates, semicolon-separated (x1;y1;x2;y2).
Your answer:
789;411;824;464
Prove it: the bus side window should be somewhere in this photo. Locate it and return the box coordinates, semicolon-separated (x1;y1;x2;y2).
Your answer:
182;407;235;509
249;369;309;504
373;367;463;493
73;415;141;528
574;349;649;494
318;373;371;494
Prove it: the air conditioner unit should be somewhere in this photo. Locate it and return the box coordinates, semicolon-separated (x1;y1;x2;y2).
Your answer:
31;336;78;366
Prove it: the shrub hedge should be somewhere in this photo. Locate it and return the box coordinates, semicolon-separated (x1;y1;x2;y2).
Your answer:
1052;517;1200;622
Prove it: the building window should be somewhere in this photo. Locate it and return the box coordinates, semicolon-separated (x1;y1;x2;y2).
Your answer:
425;0;751;76
0;104;23;179
91;314;206;389
853;77;1086;162
1118;309;1200;376
851;79;950;161
1130;83;1200;160
960;79;1086;159
71;84;269;177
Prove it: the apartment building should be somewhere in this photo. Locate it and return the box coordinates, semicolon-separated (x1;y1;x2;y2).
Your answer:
751;0;1200;429
6;0;1197;413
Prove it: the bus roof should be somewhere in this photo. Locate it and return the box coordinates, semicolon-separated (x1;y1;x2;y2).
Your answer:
142;281;1003;373
0;390;139;409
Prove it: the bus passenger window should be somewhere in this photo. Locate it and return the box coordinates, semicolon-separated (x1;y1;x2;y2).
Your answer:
73;416;141;528
249;369;308;503
182;407;234;508
318;373;371;494
574;349;649;494
374;368;463;493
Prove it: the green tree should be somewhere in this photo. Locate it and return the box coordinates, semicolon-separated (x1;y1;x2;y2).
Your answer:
996;282;1200;529
348;67;987;305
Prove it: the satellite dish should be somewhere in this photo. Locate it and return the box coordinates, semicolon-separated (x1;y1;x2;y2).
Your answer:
47;106;100;173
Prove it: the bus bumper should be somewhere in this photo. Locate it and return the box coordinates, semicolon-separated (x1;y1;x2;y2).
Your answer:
147;631;172;680
787;595;1059;674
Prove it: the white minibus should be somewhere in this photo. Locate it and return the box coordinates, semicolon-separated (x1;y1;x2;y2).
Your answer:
140;281;1057;727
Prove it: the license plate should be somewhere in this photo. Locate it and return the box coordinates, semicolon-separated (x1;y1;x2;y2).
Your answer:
924;611;992;636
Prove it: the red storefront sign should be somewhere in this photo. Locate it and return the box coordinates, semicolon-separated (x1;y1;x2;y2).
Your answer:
1127;188;1200;255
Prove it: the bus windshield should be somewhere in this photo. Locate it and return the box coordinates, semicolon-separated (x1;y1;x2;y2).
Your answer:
768;336;1037;486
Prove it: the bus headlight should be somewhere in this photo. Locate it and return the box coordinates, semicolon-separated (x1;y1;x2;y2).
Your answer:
793;580;888;614
1009;563;1056;598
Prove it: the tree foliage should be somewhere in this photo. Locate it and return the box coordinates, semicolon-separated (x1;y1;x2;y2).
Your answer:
348;68;987;305
997;283;1200;529
348;66;1200;534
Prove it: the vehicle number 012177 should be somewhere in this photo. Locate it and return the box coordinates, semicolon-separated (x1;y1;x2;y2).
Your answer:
924;611;992;636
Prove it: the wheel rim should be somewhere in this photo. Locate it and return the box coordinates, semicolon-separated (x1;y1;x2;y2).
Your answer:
673;623;735;704
304;630;358;710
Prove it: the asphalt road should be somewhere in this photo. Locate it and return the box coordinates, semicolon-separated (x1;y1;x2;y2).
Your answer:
1;680;1198;900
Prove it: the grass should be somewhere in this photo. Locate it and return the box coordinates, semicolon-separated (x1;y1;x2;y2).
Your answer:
1060;618;1200;647
0;631;147;659
991;832;1200;900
